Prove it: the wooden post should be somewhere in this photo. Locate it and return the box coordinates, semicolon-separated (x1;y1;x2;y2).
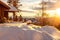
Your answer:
13;12;16;21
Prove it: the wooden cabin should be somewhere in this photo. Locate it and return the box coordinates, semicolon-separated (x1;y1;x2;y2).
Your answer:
0;1;10;19
5;4;18;21
0;1;18;20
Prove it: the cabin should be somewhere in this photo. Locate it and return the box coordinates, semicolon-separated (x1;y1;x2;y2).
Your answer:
0;1;10;19
0;1;18;20
5;4;18;21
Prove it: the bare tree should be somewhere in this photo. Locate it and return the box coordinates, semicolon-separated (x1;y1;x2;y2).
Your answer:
39;0;56;26
7;0;21;9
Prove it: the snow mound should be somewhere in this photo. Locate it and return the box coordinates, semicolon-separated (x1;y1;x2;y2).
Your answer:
0;26;54;40
38;26;60;39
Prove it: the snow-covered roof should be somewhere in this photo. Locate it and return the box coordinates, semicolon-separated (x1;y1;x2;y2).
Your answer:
8;4;18;12
0;0;18;12
0;0;10;9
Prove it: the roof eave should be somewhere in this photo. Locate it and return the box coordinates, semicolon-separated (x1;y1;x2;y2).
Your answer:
0;1;10;9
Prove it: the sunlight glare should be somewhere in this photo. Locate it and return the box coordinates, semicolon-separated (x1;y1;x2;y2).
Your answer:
56;8;60;16
46;10;55;17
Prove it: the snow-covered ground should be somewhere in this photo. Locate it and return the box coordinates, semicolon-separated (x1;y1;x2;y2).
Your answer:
0;23;60;40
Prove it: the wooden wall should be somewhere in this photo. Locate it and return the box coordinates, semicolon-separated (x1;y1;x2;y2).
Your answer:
0;4;9;19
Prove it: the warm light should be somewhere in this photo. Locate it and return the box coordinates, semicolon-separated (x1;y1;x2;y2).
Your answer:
16;12;21;16
21;12;36;18
8;12;13;18
46;10;55;17
56;8;60;16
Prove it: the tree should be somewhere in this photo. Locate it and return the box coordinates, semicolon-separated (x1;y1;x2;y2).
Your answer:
7;0;21;9
39;0;56;26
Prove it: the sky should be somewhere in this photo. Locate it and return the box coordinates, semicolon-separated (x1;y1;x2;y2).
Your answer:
20;0;40;17
19;0;40;12
2;0;40;12
2;0;57;11
2;0;58;17
2;0;40;17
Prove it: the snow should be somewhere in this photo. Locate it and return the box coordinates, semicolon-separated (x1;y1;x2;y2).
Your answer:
34;25;60;39
0;23;60;40
8;5;18;12
0;26;54;40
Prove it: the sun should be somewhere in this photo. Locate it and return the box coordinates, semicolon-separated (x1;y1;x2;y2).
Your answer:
56;8;60;16
46;8;60;17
